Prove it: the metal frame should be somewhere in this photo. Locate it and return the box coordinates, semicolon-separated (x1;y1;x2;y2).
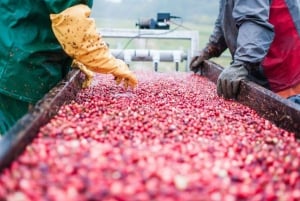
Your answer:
97;28;200;71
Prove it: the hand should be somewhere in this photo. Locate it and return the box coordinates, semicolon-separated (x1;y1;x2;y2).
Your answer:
217;62;248;99
189;51;209;74
72;60;94;88
113;59;138;89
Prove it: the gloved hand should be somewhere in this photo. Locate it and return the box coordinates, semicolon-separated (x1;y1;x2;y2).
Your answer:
71;60;94;88
189;51;209;74
50;4;138;89
113;59;138;89
217;62;248;99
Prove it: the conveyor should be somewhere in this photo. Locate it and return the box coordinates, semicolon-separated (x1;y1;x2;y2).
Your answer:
0;61;299;173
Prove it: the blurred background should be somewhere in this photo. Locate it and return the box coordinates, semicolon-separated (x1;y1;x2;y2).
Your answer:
91;0;230;72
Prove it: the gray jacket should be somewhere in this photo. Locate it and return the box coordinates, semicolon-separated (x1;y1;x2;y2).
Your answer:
205;0;300;92
205;0;275;65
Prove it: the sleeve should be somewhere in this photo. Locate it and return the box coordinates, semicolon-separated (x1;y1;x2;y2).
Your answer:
50;4;138;89
50;4;119;74
204;0;228;58
232;0;274;64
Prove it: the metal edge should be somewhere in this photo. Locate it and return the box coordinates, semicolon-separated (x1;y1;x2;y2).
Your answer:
0;69;83;172
202;61;300;137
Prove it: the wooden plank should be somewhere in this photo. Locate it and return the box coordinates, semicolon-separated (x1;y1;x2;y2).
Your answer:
203;61;300;137
0;69;83;172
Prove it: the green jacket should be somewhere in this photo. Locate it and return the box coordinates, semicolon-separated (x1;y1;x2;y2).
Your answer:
0;0;93;103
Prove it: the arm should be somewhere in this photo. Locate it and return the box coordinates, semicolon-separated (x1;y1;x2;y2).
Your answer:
50;4;137;89
190;0;227;73
233;0;274;64
217;0;274;99
204;0;228;58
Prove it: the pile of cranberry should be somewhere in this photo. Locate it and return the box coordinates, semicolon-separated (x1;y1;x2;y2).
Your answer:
0;71;299;201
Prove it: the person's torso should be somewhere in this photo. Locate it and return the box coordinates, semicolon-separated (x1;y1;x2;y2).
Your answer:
262;0;300;92
220;0;300;92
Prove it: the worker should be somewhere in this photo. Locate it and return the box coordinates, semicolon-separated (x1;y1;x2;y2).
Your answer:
0;1;138;135
190;0;300;105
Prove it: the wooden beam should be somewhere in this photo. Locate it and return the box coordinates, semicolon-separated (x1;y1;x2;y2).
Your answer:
203;61;300;137
0;69;83;172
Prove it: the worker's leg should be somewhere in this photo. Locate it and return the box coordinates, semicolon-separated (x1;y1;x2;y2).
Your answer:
0;93;30;135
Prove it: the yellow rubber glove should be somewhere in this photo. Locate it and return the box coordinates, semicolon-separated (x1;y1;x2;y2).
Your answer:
50;4;137;89
71;60;94;88
113;59;138;89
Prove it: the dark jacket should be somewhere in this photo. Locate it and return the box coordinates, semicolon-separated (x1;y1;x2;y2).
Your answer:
0;0;93;103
